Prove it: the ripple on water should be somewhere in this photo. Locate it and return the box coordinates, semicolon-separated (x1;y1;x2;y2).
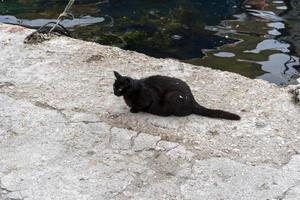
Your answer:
267;22;285;29
213;52;236;58
244;39;290;54
276;6;288;10
257;54;300;85
268;29;281;36
246;9;284;21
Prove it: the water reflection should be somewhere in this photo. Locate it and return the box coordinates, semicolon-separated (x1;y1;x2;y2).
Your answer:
257;54;299;85
0;0;299;85
0;0;241;60
187;0;299;85
246;9;284;21
244;39;290;54
0;15;105;28
214;52;236;58
267;22;284;36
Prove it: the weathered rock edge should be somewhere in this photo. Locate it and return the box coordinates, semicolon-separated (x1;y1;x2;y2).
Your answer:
0;24;300;200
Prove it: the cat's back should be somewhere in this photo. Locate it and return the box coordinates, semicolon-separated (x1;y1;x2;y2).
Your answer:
142;75;190;91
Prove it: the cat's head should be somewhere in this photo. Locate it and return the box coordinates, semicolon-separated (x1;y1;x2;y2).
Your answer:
113;71;134;96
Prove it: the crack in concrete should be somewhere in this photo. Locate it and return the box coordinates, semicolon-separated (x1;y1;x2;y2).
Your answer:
62;121;103;124
130;131;141;149
34;101;60;111
0;82;14;89
34;101;67;120
275;182;300;200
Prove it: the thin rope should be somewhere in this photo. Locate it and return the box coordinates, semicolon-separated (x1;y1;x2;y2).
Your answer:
24;0;75;43
48;0;75;34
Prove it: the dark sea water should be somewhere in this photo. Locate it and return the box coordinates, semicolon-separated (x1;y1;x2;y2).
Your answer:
0;0;299;85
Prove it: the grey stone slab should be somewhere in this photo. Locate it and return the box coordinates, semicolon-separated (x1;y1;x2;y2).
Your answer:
0;24;299;200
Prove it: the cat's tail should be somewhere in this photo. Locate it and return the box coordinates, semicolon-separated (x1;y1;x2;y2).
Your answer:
192;101;241;120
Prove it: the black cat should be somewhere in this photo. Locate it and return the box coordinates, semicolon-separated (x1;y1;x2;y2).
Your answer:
113;71;240;120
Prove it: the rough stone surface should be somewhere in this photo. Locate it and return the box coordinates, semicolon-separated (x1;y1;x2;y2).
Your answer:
0;24;300;200
289;78;300;103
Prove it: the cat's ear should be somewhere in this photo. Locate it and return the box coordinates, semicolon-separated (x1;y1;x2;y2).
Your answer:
114;71;122;79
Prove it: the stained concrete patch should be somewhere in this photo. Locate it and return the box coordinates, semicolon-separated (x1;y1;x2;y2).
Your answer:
0;24;300;199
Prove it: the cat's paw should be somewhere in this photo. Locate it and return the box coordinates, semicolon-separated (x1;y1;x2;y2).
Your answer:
130;108;139;113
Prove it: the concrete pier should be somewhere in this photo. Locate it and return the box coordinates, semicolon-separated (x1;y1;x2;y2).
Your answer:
0;24;300;200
